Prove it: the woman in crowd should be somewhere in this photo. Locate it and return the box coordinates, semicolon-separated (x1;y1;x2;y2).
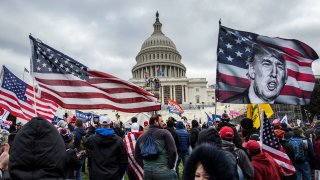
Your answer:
183;143;239;180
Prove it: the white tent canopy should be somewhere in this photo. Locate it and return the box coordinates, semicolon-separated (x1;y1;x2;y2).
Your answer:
124;112;151;129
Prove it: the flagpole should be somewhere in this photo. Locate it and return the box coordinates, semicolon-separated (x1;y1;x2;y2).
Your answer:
259;109;265;150
29;35;37;115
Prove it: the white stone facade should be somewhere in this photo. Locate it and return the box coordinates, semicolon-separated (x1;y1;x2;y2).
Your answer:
130;12;214;106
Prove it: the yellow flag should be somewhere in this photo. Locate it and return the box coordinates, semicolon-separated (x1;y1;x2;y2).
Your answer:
247;104;253;119
252;104;260;129
259;104;274;118
249;104;274;129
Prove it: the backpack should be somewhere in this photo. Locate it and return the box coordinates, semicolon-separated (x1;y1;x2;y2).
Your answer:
288;138;308;163
140;131;159;160
231;148;244;180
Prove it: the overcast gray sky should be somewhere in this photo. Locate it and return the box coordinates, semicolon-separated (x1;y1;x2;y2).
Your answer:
1;0;319;85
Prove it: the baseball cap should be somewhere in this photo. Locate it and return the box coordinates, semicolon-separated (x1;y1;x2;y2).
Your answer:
99;115;112;125
215;118;221;122
243;140;260;152
143;121;149;127
131;123;139;132
274;129;285;139
219;126;234;140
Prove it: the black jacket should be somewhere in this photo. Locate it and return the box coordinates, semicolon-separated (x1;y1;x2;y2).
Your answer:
64;144;81;179
166;127;179;149
190;127;200;149
85;128;128;180
9;117;66;180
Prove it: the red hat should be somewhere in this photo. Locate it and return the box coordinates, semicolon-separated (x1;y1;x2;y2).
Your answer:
274;129;285;139
143;121;149;127
69;115;76;123
243;140;260;152
219;126;234;140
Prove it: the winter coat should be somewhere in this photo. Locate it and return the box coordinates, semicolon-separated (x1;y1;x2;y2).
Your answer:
9;117;66;180
135;125;177;169
176;127;190;153
279;139;295;164
189;127;200;149
221;140;254;179
64;144;81;179
85;128;128;180
251;152;284;180
73;127;86;150
314;139;320;170
166;127;179;150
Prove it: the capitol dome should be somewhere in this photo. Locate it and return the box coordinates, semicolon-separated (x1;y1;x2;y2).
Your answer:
132;12;186;80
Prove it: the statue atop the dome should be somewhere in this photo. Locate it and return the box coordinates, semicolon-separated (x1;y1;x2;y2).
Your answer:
156;11;159;21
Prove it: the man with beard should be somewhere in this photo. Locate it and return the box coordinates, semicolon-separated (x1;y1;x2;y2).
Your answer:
224;45;288;104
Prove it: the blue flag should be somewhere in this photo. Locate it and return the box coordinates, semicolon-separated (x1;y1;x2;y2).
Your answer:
75;110;93;122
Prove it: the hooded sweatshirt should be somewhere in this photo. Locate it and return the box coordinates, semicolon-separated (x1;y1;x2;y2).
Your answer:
9;117;66;180
251;152;284;180
85;128;128;180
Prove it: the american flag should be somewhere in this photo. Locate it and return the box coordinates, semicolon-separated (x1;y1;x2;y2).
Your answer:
29;35;160;112
216;25;318;105
124;133;144;180
167;98;184;116
261;111;296;175
0;66;59;121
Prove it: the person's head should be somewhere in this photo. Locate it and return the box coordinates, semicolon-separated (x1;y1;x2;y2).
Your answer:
0;129;9;153
183;143;238;180
274;129;285;140
192;120;199;128
166;119;175;128
243;140;261;156
99;115;112;128
292;127;305;138
59;128;73;144
221;113;230;122
149;114;164;128
9;117;66;179
214;118;221;126
176;121;184;129
16;122;23;130
197;127;222;146
57;120;67;128
68;116;77;127
240;118;253;130
75;119;83;128
247;45;287;102
131;122;140;133
219;126;234;142
131;117;138;123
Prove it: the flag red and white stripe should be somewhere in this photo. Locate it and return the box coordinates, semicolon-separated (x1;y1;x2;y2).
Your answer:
0;69;59;121
33;71;160;112
124;133;144;180
260;111;296;175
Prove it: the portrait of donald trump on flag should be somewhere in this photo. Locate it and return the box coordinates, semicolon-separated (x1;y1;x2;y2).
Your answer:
216;25;318;105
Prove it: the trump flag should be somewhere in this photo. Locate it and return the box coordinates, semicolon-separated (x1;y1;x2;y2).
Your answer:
216;25;318;105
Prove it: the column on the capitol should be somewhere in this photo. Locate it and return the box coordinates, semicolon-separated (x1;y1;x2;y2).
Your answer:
182;85;185;103
170;85;173;99
161;86;164;104
185;85;189;103
173;85;176;101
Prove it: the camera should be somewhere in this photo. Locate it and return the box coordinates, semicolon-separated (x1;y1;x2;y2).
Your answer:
93;116;99;124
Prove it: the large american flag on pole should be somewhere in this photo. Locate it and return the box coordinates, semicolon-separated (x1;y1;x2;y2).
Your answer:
29;35;160;112
216;25;318;105
0;66;59;121
261;111;296;175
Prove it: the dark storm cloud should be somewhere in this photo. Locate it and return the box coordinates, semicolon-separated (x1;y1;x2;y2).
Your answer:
0;0;319;85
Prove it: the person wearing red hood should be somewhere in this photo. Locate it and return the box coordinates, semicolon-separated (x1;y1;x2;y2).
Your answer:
243;140;284;180
124;123;144;180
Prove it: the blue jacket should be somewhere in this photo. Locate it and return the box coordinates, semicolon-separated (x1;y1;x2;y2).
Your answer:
176;123;190;153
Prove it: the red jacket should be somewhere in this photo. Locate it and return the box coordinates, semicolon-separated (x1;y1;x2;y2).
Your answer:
251;152;284;180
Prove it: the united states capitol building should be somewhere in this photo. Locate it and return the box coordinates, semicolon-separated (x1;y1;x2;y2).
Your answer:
130;12;215;107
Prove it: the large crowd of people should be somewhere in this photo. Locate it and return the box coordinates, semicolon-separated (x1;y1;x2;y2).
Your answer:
0;113;319;180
